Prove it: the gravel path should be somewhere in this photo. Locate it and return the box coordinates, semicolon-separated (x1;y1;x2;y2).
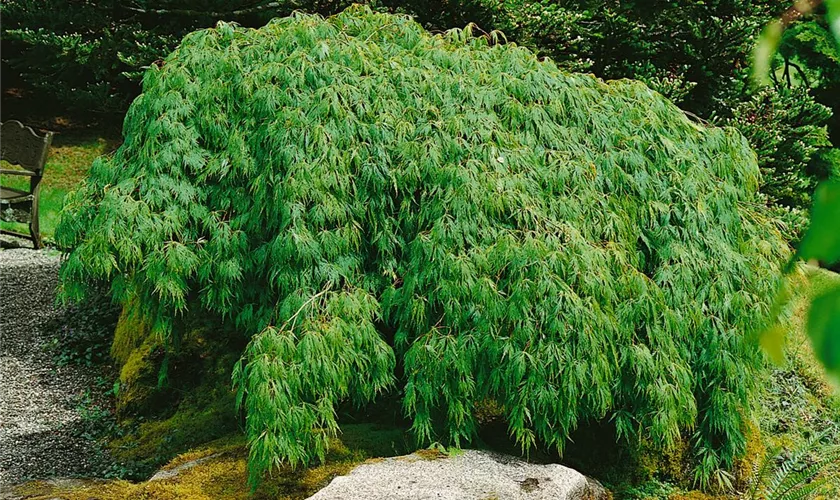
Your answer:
0;248;105;486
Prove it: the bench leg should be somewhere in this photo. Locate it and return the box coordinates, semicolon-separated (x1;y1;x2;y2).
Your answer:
30;176;42;249
30;217;41;249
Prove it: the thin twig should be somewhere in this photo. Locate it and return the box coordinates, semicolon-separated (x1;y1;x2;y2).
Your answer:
787;60;810;87
283;285;332;332
682;109;710;126
784;57;792;87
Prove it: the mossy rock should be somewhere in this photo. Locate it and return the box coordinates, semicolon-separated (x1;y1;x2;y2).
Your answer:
110;300;172;416
112;304;245;411
111;300;151;367
628;418;762;493
108;390;237;474
631;435;692;485
115;334;168;415
108;302;246;471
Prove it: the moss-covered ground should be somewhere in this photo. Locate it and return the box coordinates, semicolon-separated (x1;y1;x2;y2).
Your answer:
12;425;408;500
754;266;840;499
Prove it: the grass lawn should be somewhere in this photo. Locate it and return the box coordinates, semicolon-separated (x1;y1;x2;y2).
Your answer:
1;129;120;244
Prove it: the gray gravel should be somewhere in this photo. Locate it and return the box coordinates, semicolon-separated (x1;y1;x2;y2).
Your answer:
0;248;105;486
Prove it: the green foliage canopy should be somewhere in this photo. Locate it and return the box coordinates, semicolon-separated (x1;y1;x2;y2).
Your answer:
56;6;787;486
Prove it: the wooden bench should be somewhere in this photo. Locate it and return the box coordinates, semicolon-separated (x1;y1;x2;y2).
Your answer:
1;120;54;249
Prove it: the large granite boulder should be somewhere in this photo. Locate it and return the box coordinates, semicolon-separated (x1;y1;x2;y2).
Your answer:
307;450;609;500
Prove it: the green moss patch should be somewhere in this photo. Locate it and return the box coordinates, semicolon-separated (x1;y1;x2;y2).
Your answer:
111;300;151;368
108;391;237;475
106;305;246;475
15;425;411;500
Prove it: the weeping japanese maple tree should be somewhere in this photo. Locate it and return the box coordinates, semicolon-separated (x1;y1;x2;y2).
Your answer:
56;6;786;486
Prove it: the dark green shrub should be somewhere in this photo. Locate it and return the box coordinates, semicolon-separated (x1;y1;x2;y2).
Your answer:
0;0;778;116
776;15;840;147
445;0;777;111
726;86;839;239
56;7;786;487
0;0;353;113
47;287;121;367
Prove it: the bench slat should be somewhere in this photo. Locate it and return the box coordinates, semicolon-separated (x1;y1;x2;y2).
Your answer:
0;169;37;177
1;186;33;201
